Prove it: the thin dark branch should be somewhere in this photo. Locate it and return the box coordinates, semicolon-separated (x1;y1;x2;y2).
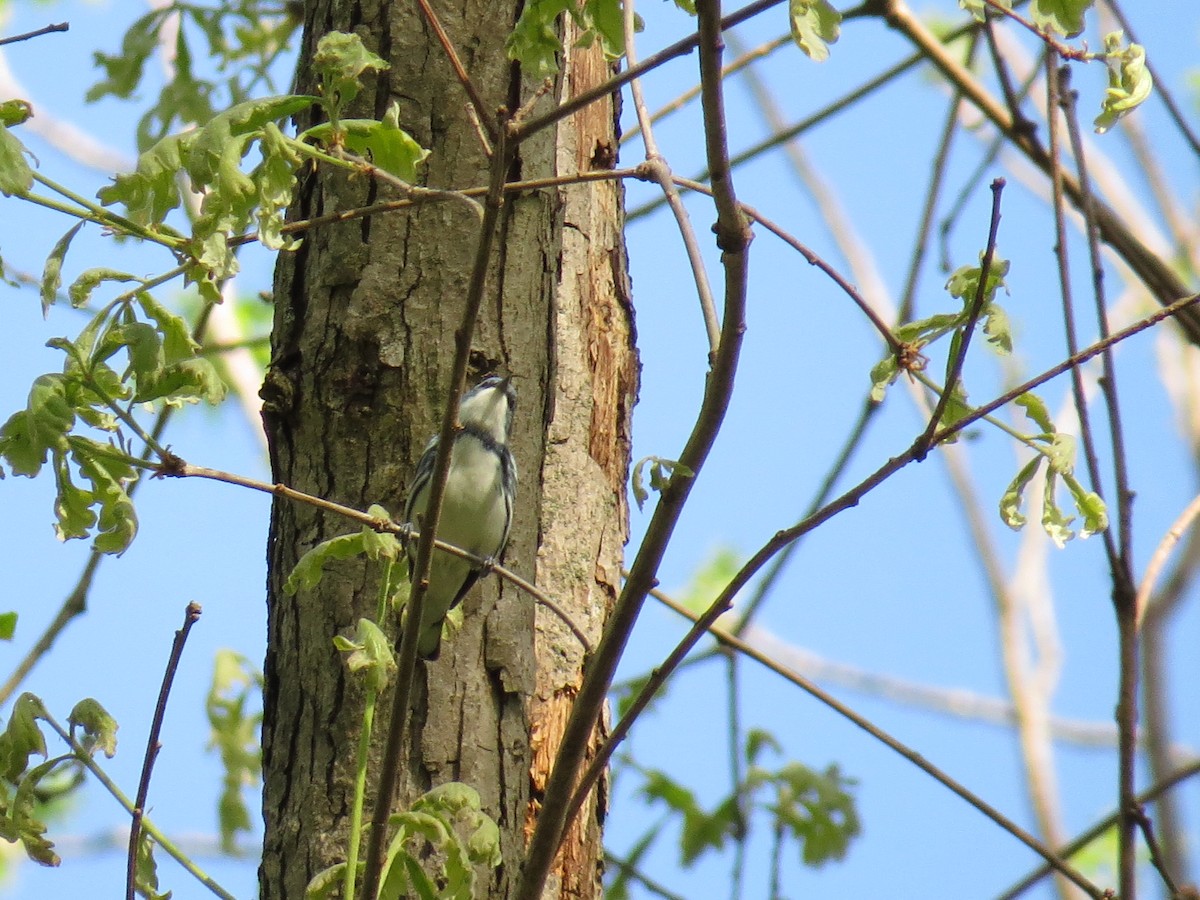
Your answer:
412;0;497;146
1131;804;1181;896
513;0;786;143
998;758;1200;899
126;602;202;900
0;21;68;47
603;851;688;900
668;175;900;352
917;178;1005;455
514;0;753;892
1060;66;1134;572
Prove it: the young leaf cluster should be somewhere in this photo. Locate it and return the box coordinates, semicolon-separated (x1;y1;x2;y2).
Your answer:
612;730;858;896
0;694;118;869
0;286;225;554
1000;393;1108;547
870;253;1012;407
507;0;628;80
87;1;303;151
207;650;263;853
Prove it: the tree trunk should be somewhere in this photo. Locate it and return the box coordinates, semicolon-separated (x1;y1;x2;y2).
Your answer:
259;2;634;897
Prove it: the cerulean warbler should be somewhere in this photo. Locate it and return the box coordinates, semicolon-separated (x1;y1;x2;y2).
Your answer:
404;375;517;659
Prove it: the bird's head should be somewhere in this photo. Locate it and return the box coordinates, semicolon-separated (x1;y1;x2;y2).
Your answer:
459;375;516;442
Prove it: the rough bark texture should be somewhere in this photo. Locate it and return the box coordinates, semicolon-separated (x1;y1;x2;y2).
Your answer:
259;2;634;898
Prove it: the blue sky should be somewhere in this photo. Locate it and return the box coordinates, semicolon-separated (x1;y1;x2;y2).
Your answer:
2;2;1199;898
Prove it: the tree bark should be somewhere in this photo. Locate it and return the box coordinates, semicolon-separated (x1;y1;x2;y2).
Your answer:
259;2;634;898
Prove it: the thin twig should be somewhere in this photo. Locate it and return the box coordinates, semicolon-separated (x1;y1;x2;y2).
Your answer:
0;21;68;47
412;0;497;146
622;0;721;355
997;758;1200;899
917;177;1005;455
1135;490;1200;631
1130;804;1181;896
126;602;202;900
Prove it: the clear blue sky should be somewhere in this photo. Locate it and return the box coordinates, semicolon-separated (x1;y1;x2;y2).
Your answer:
1;2;1198;898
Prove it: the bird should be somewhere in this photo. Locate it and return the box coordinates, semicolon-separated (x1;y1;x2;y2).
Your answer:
404;375;517;659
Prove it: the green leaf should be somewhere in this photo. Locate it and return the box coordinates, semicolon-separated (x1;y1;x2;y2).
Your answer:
67;436;139;554
0;124;33;197
207;650;263;853
0;99;33;128
135;357;227;405
0;612;17;641
334;618;395;693
1030;0;1091;38
1014;391;1054;435
982;302;1012;354
789;0;842;63
771;762;860;866
677;546;743;617
302;104;429;182
1095;33;1153;134
68;699;119;759
285;532;373;594
254;123;305;251
945;254;1010;305
41;223;85;316
68;268;143;309
507;0;628;80
86;11;160;102
1044;432;1076;475
137;294;199;364
630;456;694;510
134;832;171;900
312;32;389;118
893;313;962;345
52;449;97;541
305;863;347;900
97;132;193;225
0;374;75;477
0;693;49;782
1042;470;1075;548
868;355;899;403
1000;457;1043;530
1064;474;1109;538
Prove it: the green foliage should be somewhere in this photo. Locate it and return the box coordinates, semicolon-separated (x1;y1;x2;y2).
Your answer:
0;285;229;553
133;832;170;900
870;254;1011;403
1029;0;1092;38
507;0;629;80
0;612;16;642
206;650;263;853
285;514;404;596
677;545;744;617
87;2;303;151
301;104;430;183
0;693;117;867
1095;32;1153;134
999;393;1109;546
311;30;389;126
0;100;32;128
333;618;396;695
631;456;694;510
0;121;33;197
628;729;859;878
378;784;502;900
789;0;842;63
